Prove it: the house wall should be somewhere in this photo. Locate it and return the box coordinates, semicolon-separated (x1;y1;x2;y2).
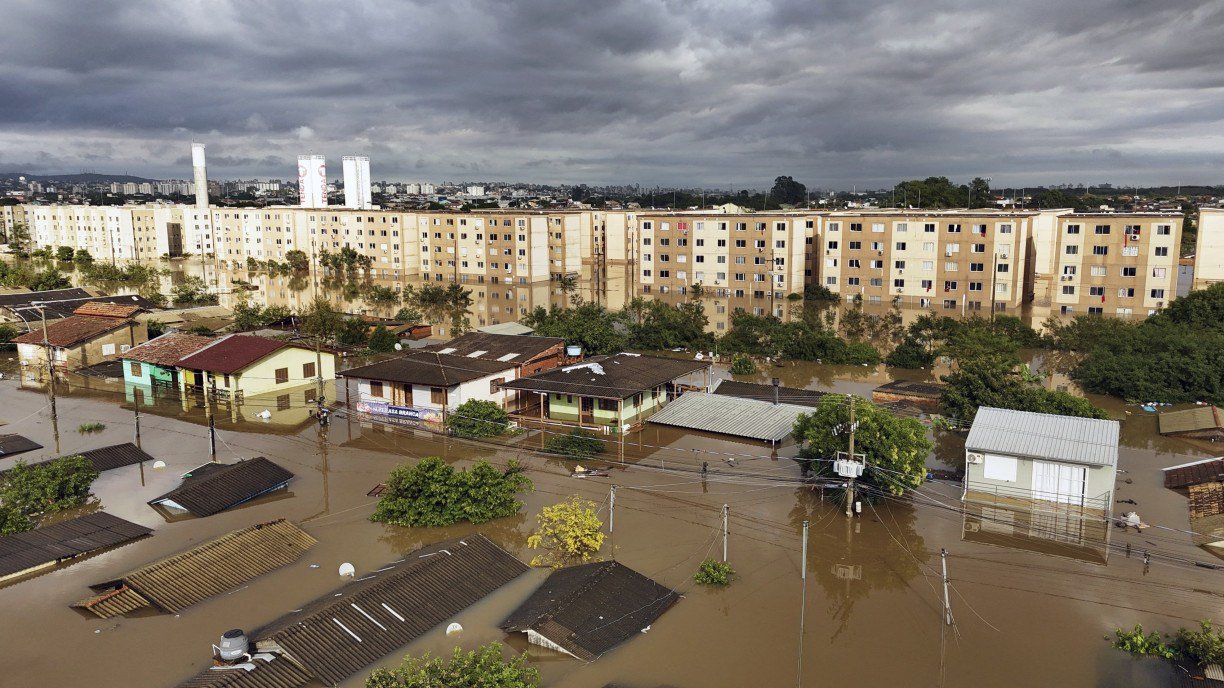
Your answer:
232;347;336;397
18;322;147;376
122;360;175;386
353;368;516;412
546;388;666;426
964;450;1115;508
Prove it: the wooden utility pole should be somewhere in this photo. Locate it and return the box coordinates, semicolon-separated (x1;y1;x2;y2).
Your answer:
796;519;809;688
208;375;218;462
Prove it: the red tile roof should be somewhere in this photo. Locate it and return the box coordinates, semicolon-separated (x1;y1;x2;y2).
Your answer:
73;302;144;319
175;334;289;374
121;333;214;367
11;315;132;348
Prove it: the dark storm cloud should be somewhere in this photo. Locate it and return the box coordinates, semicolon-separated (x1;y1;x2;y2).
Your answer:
0;0;1222;188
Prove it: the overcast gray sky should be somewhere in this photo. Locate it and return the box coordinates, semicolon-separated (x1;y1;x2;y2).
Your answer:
1;0;1222;189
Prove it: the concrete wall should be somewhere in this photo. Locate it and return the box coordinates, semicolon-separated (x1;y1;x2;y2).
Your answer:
1195;208;1224;291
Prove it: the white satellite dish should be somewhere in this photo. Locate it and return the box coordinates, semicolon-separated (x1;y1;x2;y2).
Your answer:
394;342;403;351
446;622;462;636
152;460;166;469
338;562;356;578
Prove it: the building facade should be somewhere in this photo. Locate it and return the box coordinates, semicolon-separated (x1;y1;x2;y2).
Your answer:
1050;213;1181;316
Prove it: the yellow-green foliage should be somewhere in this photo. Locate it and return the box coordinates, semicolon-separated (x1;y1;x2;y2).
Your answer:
527;496;605;568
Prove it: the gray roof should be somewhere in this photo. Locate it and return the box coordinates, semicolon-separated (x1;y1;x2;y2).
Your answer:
647;391;810;442
965;407;1119;467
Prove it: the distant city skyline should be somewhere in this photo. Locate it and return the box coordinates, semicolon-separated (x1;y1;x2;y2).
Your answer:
1;1;1221;189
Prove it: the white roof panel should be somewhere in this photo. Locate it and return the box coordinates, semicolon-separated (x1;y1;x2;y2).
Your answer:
965;407;1119;467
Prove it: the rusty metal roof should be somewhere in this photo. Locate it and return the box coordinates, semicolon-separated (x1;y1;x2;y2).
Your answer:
253;534;526;686
1163;457;1224;490
176;334;291;374
72;302;145;318
0;512;151;581
1159;406;1224;436
148;458;294;518
121;332;214;367
10;315;133;348
77;519;316;616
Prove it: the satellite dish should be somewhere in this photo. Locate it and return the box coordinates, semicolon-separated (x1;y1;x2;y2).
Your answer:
338;562;355;578
394;343;403;351
446;623;462;636
152;460;166;469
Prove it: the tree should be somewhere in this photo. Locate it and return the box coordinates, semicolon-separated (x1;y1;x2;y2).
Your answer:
556;273;579;306
29;268;70;291
368;325;397;353
0;454;100;535
694;559;734;586
6;222;30;252
1173;620;1224;667
544;429;605;459
792;395;932;495
366;644;539;688
393;306;423;323
337;318;370;346
968;177;992;208
527;496;605;568
171;275;216;306
729;353;757;375
522;303;627;355
770;175;807;206
55;246;75;262
446;399;510;438
232;302;267;331
73;248;93;264
284;249;309;271
299;297;343;342
370;456;532;527
885;337;936;369
364;285;401;309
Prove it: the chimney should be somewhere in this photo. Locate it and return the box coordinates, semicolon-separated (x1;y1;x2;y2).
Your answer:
298;155;327;208
342;155;371;209
191;143;208;209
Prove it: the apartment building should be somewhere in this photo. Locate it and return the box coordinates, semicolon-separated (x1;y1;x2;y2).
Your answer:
819;210;1036;313
1194;208;1224;291
22;204;184;262
633;212;817;316
0;204;28;244
1050;213;1181;316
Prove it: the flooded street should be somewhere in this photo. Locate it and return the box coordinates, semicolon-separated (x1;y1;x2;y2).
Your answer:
0;346;1220;688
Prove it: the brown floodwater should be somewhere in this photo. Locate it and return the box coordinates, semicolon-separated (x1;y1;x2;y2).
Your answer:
0;349;1221;688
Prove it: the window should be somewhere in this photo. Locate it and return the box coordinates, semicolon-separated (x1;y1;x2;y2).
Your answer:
999;224;1013;234
1155;246;1169;257
983;454;1017;481
1065;245;1079;255
129;361;141;377
1066;224;1080;235
1156;224;1171;236
895;241;907;251
893;278;905;288
1118;287;1135;298
924;223;936;233
1090;265;1106;277
490;377;505;393
1094;224;1111;235
921;279;933;290
1062;285;1076;295
969;282;983;292
943;280;957;291
1153;267;1167;278
848;241;862;250
1121;267;1137;277
970;263;984;272
996;263;1010;273
827;240;839;250
370;380;384;398
1092;246;1109;256
431;387;445;405
303;362;316;379
871;223;885;233
894;260;906;269
896;223;908;232
1089;286;1104;296
972;243;986;253
1062;265;1076;275
850;223;863;232
847;259;861;268
948;224;961;233
1150;289;1166;299
277;394;291;411
275;367;289;384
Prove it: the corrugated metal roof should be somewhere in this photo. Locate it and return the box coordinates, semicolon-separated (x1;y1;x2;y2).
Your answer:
0;443;154;478
253;534;526;686
1164;457;1224;489
647;392;810;442
77;519;316;616
500;560;679;661
0;512;151;580
0;434;42;458
1159;406;1223;435
176;656;313;688
711;380;827;408
148;458;294;517
965;407;1120;467
502;353;710;400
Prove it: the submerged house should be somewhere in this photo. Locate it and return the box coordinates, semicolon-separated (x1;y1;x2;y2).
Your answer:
1159;406;1224;443
148;457;295;518
14;303;148;377
174;334;335;402
501;353;710;429
120;332;214;395
500;560;680;661
340;350;520;428
963;407;1120;515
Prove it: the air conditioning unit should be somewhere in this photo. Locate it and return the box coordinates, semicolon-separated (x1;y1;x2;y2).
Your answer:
966;452;984;464
964;522;981;533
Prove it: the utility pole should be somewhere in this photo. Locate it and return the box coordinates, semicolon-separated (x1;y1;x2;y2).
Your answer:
207;375;218;462
609;484;616;534
796;519;809;688
845;394;856;518
133;402;141;449
722;504;729;563
39;306;60;454
941;548;953;626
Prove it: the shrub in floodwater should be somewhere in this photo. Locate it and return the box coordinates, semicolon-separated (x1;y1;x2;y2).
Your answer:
77;422;106;434
694;559;734;586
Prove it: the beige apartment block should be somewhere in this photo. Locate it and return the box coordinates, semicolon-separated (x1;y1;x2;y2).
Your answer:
0;204;28;243
1050;213;1181;316
1195;208;1224;291
633;212;817;316
819;210;1035;314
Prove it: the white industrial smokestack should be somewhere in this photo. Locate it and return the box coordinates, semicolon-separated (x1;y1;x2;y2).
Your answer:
298;154;327;208
342;156;372;209
191;143;208;209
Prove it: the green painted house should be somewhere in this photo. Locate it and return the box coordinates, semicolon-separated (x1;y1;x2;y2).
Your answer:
121;332;215;395
502;353;711;430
